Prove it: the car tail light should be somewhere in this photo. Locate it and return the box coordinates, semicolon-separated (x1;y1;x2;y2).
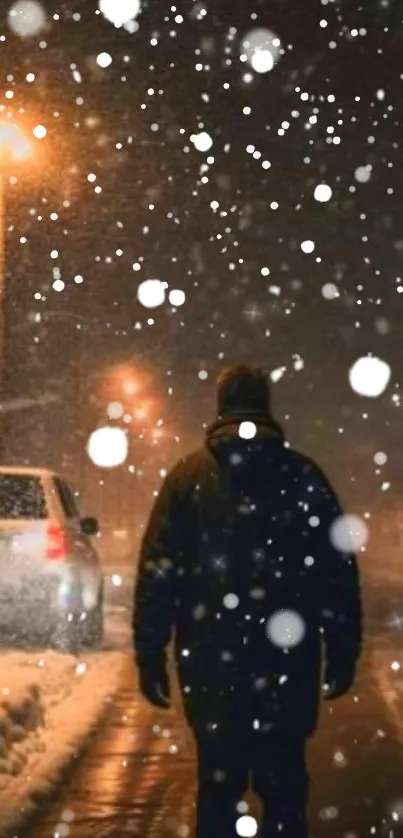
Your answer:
46;521;67;560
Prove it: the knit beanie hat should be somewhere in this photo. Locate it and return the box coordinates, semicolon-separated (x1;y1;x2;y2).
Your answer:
216;365;271;420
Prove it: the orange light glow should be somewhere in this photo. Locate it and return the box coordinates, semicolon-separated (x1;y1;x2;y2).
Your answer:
0;122;33;162
100;364;159;427
104;363;144;397
122;377;137;396
133;398;158;421
133;407;147;420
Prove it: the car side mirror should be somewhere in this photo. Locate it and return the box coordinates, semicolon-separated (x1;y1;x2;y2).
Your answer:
80;517;99;537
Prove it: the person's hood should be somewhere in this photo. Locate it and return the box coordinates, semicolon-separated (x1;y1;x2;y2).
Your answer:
205;412;286;495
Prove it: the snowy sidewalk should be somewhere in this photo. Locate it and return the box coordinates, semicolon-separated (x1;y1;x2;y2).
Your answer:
0;649;126;837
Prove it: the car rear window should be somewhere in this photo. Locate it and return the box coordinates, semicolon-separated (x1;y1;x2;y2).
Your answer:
0;475;47;520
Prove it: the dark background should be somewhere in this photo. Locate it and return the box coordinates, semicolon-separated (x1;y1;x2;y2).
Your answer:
1;0;402;550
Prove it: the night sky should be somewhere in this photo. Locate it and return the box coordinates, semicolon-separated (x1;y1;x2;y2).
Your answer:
1;0;403;534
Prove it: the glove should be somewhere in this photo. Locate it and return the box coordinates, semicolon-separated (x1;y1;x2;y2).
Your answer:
138;663;171;710
322;660;356;701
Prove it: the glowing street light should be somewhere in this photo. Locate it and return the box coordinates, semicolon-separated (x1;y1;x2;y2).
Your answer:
122;376;137;396
98;362;161;445
0;121;35;431
0;122;32;160
103;363;141;396
151;427;165;442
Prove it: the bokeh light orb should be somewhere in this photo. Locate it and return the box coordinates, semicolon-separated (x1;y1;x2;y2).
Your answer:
190;131;213;152
314;184;332;203
7;0;46;38
61;810;75;824
223;593;240;610
137;278;166;308
169;289;186;306
98;0;141;27
301;239;315;254
266;609;306;649
239;421;257;440
349;356;391;397
96;52;113;68
33;124;47;139
107;401;124;420
87;427;128;468
52;279;65;293
330;514;369;553
321;283;339;300
251;49;274;74
236;815;258;837
240;28;282;74
354;165;372;184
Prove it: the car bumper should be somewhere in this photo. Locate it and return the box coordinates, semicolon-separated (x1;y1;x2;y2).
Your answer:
0;572;93;635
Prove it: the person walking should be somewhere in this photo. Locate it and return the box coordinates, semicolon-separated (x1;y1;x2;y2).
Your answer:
133;364;363;838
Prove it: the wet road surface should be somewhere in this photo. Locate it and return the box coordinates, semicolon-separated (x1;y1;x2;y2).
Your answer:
21;574;403;837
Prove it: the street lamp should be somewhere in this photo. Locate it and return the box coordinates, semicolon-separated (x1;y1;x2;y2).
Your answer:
101;363;142;398
0;122;33;293
0;121;34;453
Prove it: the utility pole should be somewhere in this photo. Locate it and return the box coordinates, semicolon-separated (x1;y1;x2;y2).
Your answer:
0;168;6;458
0;122;35;461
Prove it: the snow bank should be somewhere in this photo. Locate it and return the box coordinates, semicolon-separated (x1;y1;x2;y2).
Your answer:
0;649;126;837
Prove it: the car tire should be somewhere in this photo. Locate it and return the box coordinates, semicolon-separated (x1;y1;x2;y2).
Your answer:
49;613;80;655
48;581;104;654
82;583;104;649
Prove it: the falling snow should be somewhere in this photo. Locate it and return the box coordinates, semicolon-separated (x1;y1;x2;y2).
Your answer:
314;184;333;203
7;0;46;38
330;514;369;552
137;279;167;308
241;29;282;75
238;421;257;440
236;815;259;837
87;426;129;468
301;240;315;254
266;610;306;649
349;356;391;398
98;0;141;28
0;1;402;834
190;131;213;152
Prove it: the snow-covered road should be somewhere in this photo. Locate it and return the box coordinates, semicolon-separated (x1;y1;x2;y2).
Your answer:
0;568;133;837
0;565;401;837
23;607;403;838
102;568;133;652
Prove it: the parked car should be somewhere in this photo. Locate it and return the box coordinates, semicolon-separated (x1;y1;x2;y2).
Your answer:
0;467;103;652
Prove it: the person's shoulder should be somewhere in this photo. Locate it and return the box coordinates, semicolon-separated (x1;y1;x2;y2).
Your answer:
280;446;319;472
282;447;332;490
165;449;207;488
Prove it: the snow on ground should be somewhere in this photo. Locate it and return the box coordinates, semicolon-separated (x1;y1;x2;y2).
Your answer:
105;605;132;650
0;648;126;837
103;568;133;651
0;569;132;835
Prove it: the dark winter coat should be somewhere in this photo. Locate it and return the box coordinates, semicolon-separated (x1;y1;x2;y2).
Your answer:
133;415;363;738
